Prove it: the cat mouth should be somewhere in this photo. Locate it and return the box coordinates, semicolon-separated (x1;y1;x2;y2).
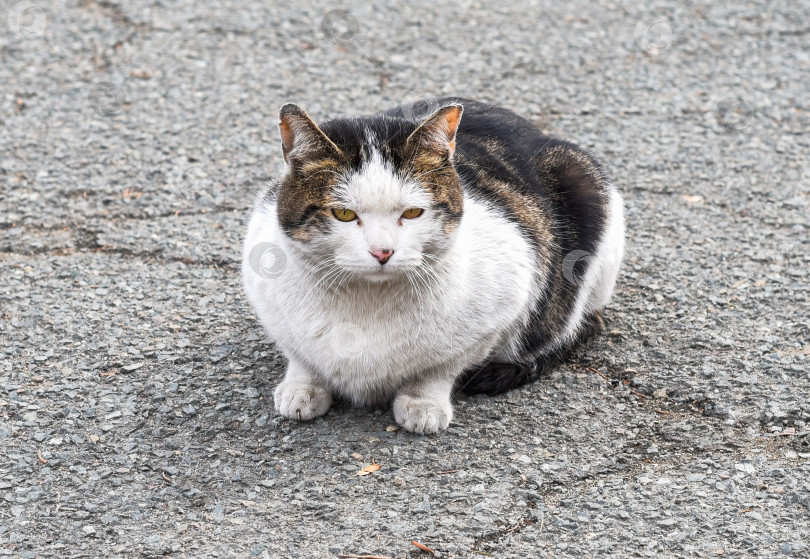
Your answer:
336;258;425;281
344;264;405;281
367;265;399;275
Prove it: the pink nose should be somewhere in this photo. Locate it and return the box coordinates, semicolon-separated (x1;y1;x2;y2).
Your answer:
370;248;394;264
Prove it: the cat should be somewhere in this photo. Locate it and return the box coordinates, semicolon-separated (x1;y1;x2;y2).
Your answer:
242;97;624;434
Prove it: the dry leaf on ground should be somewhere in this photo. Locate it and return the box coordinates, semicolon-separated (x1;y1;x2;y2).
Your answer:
355;459;381;476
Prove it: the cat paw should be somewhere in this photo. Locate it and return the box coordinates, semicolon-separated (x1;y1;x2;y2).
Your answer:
393;394;453;434
274;381;332;421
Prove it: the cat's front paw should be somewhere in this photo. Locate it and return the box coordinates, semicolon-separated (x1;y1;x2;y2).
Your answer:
274;381;332;421
393;394;453;434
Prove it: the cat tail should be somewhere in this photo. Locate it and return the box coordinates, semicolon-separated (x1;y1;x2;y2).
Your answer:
455;310;605;396
455;357;559;396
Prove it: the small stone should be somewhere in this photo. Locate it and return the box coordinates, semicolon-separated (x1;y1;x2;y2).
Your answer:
211;504;224;523
82;525;96;536
653;388;668;399
716;479;735;491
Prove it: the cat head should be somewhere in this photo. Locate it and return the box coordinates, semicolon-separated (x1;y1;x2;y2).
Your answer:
274;102;464;282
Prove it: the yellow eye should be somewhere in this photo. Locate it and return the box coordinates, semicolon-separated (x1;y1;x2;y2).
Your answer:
332;208;357;222
401;208;424;219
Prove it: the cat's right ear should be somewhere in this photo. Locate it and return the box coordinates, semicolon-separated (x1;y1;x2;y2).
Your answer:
278;104;341;166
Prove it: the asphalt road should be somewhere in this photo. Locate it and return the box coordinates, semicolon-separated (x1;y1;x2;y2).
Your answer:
1;1;809;557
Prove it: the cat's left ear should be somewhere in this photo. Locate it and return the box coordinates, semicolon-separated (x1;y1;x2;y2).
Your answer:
406;104;463;157
278;103;342;165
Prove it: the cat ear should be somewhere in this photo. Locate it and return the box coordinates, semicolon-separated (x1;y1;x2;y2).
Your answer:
278;104;342;165
406;104;463;156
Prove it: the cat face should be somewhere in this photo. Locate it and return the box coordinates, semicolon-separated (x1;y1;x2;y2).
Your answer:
275;103;464;282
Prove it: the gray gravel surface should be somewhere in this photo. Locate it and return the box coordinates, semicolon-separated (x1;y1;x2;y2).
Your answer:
2;0;809;557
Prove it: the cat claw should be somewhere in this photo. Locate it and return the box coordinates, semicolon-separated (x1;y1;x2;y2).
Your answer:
393;394;453;434
274;381;332;421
